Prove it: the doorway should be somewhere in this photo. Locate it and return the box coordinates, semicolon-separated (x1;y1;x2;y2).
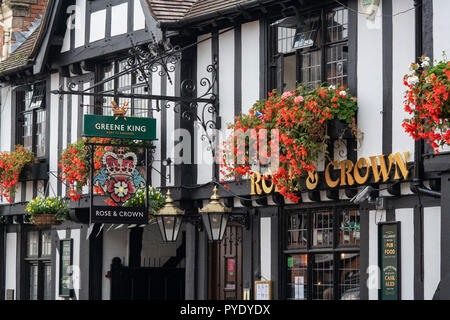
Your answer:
208;223;243;300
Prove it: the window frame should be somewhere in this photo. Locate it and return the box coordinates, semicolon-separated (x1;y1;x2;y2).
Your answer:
283;206;360;300
16;81;48;160
97;56;152;118
270;3;350;91
24;229;53;300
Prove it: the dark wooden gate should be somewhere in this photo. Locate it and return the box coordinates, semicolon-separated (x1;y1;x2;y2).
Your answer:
110;258;185;300
208;223;243;300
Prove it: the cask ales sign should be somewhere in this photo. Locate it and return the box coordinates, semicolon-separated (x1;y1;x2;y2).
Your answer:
250;152;410;195
379;222;401;300
83;115;157;140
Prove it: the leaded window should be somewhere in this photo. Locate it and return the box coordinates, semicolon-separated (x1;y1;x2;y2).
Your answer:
285;208;360;300
271;5;349;91
25;230;52;300
18;82;47;158
101;59;150;118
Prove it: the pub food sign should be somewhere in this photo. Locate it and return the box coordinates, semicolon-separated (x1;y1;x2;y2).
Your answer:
379;222;401;300
83;107;157;225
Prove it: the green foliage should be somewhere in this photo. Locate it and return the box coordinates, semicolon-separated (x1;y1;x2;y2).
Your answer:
25;196;69;223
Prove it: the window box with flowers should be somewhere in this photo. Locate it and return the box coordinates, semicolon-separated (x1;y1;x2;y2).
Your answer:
219;85;359;203
403;55;450;153
0;145;34;203
25;196;69;226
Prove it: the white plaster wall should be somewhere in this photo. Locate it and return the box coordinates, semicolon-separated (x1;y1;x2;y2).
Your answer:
75;0;86;48
5;232;17;299
133;0;146;31
166;72;175;187
260;217;271;281
151;69;162;187
357;1;383;159
241;21;260;114
218;28;235;182
111;3;128;37
71;93;79;143
196;33;213;184
89;9;107;43
49;73;60;199
368;210;386;300
424;206;440;300
0;86;11;152
392;0;415;155
102;226;129;300
395;208;414;300
433;0;450;153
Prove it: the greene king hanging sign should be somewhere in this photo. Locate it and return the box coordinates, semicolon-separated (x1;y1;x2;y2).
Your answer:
83;115;157;140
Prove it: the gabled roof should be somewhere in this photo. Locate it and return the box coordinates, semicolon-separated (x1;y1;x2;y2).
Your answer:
148;0;254;23
0;0;51;76
0;26;41;74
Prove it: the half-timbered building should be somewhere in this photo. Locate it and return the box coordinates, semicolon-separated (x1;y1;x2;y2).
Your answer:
0;0;449;301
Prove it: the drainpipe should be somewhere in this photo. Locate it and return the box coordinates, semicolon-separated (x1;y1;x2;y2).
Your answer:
411;0;441;199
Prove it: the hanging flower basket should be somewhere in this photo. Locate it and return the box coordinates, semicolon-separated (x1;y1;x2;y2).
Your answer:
33;214;61;226
218;84;359;203
25;196;69;226
402;55;450;153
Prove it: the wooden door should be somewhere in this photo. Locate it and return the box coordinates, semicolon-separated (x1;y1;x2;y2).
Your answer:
208;223;243;300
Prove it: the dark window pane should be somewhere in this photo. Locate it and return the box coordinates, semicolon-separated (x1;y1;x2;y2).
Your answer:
339;209;360;245
43;264;52;300
312;211;333;247
301;50;322;89
286;254;308;300
312;254;334;300
327;7;348;42
29;264;38;300
339;253;360;300
35;109;46;157
27;231;39;257
326;43;348;87
103;62;115;116
287;212;307;248
41;231;52;257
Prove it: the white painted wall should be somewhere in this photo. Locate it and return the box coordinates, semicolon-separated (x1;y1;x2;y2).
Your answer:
241;21;260;114
49;73;60;198
368;210;386;300
134;0;146;31
424;206;440;300
260;217;271;281
395;208;414;300
111;3;128;37
4;232;17;299
432;0;450;153
102;226;129;300
166;71;175;187
357;0;383;159
75;0;86;48
89;9;107;43
151;68;162;188
0;86;11;152
218;28;235;182
196;33;213;184
392;0;415;155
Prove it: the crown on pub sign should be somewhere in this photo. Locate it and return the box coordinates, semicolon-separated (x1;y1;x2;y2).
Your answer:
103;150;137;178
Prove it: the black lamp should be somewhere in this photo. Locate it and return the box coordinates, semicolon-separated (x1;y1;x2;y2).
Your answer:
154;190;184;242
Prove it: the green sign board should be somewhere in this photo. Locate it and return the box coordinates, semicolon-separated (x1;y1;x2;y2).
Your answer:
59;239;73;297
379;222;401;300
83;115;157;140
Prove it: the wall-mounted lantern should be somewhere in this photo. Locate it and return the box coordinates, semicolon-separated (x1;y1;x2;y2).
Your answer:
155;190;185;242
198;186;232;241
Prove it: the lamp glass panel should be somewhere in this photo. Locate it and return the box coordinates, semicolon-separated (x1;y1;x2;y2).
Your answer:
210;212;223;240
173;216;183;242
201;213;213;240
219;214;229;240
163;216;176;241
156;216;167;242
